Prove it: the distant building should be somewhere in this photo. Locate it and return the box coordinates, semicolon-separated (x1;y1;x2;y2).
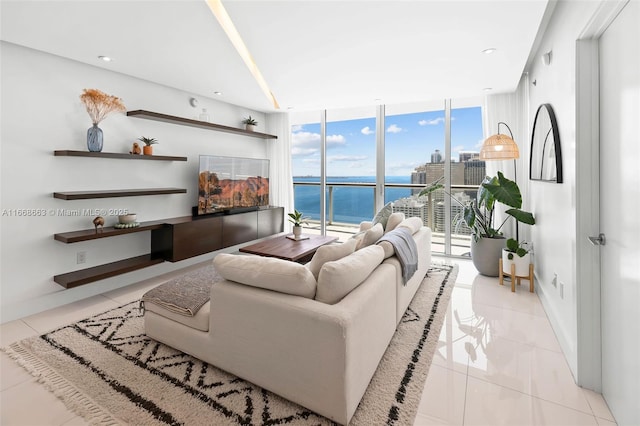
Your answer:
459;151;480;162
431;149;443;163
464;160;486;185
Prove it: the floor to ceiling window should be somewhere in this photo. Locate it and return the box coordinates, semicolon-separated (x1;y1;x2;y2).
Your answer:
384;101;446;254
291;98;484;257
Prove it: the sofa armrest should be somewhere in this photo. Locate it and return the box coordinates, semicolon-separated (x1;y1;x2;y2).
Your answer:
209;263;397;425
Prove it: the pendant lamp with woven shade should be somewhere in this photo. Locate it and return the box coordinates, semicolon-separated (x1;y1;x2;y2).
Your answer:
480;122;520;160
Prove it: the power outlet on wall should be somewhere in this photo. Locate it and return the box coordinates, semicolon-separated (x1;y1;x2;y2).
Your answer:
77;251;86;264
559;281;564;299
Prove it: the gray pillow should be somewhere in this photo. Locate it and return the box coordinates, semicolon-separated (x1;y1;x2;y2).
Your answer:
371;202;393;229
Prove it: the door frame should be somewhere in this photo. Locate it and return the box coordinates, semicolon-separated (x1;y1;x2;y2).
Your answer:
574;0;628;391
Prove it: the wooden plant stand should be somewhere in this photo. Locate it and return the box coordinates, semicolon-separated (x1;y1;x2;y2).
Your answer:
499;259;534;293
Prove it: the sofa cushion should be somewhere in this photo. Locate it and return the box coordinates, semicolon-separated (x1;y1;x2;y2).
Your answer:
378;240;395;259
315;245;385;304
306;238;357;280
371;202;393;229
352;222;383;250
213;254;317;298
384;212;405;233
397;216;424;234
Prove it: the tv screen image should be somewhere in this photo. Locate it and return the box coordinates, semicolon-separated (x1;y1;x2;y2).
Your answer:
198;155;270;215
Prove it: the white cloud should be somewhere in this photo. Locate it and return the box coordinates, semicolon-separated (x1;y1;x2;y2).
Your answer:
453;145;465;153
326;134;346;145
328;155;368;162
361;126;374;135
387;124;403;133
474;138;485;149
291;147;318;157
291;124;304;132
292;131;320;147
418;117;445;126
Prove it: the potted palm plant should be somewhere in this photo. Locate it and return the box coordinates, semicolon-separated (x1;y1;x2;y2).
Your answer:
241;116;258;132
138;137;158;155
287;209;309;239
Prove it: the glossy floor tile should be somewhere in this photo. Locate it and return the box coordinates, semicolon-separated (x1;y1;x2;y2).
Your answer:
0;259;616;425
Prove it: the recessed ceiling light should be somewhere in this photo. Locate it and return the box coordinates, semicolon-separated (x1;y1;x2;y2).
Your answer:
213;91;223;96
482;48;497;54
483;87;493;92
98;56;112;62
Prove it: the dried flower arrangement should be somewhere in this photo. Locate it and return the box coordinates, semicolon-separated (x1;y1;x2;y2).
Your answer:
80;88;126;125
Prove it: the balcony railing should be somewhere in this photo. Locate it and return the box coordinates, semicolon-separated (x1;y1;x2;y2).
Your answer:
293;180;479;256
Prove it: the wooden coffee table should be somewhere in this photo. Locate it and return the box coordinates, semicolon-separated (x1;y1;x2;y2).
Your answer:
239;234;338;263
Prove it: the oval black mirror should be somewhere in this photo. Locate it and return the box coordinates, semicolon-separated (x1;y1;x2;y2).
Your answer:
530;103;563;183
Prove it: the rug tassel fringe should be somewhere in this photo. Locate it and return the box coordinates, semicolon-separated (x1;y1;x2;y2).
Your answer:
2;343;120;426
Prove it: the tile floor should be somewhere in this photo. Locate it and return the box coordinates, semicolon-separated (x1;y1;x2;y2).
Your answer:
0;259;616;425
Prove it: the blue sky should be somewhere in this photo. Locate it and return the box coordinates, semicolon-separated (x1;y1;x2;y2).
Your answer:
291;106;484;177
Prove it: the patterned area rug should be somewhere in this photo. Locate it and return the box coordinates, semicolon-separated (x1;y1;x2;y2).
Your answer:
3;263;458;425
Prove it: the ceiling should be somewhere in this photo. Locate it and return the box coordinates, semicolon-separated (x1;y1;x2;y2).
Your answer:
0;0;550;112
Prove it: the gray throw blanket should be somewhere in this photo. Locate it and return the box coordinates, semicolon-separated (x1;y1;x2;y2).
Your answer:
141;264;221;316
377;227;418;285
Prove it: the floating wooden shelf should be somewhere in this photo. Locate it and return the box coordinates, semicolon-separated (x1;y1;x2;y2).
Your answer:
54;220;167;243
54;150;187;161
53;188;187;200
53;254;165;289
127;110;278;140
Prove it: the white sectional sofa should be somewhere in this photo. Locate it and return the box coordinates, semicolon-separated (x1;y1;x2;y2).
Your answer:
144;216;432;425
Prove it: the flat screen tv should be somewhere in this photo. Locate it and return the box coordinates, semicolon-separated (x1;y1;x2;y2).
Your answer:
198;155;270;215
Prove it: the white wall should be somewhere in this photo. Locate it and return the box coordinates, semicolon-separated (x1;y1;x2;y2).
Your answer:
0;42;272;323
525;1;600;377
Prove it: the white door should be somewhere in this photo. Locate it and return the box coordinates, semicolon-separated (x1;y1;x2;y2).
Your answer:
598;1;640;424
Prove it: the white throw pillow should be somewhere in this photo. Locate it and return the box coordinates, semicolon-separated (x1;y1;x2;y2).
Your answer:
397;216;424;234
315;245;385;304
384;212;405;233
306;239;357;280
213;254;317;299
352;222;383;250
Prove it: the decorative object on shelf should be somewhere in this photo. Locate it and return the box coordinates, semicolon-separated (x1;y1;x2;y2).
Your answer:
199;108;210;122
189;97;198;108
287;209;309;239
129;142;142;155
118;213;137;224
93;216;104;231
241;115;258;131
80;89;126;152
114;222;140;229
137;137;158;155
530;103;562;183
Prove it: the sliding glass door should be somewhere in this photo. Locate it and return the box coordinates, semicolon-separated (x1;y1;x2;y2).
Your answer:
290;98;483;257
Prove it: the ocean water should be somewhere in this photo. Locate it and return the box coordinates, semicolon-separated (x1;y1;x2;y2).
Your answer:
293;176;412;224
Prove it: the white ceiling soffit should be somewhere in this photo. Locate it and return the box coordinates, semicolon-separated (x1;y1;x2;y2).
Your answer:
0;0;549;112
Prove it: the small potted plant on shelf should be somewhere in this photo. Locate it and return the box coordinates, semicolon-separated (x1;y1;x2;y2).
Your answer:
241;116;258;132
138;137;158;155
288;209;309;239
